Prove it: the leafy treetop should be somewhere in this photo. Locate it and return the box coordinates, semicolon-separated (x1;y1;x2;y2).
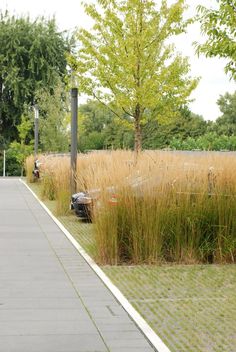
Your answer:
74;0;198;153
196;0;236;80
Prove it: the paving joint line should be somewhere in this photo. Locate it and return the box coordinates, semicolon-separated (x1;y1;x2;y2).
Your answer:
17;181;111;352
20;178;171;352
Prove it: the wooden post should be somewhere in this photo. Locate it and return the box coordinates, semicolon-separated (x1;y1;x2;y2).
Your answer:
71;88;78;194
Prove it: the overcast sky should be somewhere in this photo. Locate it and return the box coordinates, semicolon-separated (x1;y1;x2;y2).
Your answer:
1;0;235;121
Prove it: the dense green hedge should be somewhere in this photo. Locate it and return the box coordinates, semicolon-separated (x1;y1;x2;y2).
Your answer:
169;133;236;151
0;151;22;176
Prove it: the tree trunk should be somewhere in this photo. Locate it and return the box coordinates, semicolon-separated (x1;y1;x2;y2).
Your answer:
134;103;142;162
133;2;142;162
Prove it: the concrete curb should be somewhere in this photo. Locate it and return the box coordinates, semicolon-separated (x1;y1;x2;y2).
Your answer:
20;179;171;352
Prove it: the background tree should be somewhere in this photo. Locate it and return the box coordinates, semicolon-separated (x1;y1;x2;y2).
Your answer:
142;106;208;149
35;81;69;152
0;12;70;144
103;117;134;149
78;100;133;151
78;100;112;151
214;91;236;135
79;100;113;135
75;0;198;155
8;112;34;175
196;0;236;80
77;93;236;152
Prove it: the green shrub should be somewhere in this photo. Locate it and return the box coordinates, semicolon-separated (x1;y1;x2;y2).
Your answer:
170;133;236;151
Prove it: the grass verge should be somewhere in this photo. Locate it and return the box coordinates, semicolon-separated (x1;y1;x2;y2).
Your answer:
29;182;96;257
103;265;236;352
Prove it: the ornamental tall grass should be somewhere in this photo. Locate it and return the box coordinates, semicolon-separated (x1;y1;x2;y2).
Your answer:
26;151;236;264
28;154;71;215
77;151;236;264
25;155;35;183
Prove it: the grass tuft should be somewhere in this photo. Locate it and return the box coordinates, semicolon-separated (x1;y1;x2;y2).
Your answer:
26;151;236;264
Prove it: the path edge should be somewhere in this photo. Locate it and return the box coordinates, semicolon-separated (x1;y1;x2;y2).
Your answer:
20;178;171;352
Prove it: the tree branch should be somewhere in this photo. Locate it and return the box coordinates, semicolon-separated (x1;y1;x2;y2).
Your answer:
102;77;134;117
122;107;134;117
93;92;121;118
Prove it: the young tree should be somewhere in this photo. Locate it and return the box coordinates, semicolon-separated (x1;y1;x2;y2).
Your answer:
75;0;198;155
196;1;236;80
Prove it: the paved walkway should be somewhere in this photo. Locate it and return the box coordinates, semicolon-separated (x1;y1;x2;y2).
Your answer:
0;179;155;352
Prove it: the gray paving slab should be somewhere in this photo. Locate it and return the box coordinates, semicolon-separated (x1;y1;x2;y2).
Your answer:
0;179;155;351
0;335;107;352
0;298;86;310
0;309;90;321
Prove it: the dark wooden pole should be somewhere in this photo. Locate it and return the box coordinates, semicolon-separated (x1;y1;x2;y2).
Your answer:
71;88;78;194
